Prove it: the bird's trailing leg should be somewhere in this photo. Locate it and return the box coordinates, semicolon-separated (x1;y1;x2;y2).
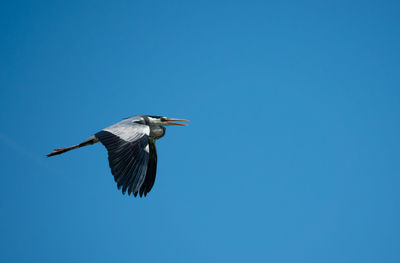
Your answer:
46;136;99;157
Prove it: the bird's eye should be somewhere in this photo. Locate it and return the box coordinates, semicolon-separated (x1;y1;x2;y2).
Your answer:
161;117;167;121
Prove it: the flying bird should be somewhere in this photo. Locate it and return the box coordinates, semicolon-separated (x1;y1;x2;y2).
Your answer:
47;115;188;197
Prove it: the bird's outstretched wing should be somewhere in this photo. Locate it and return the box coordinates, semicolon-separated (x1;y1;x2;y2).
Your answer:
95;121;153;196
140;140;157;197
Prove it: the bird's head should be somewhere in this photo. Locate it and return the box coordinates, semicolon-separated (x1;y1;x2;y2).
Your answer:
147;116;189;126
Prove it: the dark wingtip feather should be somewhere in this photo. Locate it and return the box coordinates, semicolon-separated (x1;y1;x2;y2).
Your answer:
96;130;151;198
139;141;157;197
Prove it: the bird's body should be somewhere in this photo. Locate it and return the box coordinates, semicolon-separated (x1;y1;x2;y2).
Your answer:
47;115;188;197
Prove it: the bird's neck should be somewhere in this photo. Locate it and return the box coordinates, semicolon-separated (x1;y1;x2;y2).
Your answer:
149;125;166;139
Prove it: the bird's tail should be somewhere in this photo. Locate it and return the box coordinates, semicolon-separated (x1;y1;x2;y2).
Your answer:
46;136;99;157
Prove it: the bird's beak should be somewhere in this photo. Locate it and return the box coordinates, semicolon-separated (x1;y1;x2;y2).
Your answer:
165;118;189;126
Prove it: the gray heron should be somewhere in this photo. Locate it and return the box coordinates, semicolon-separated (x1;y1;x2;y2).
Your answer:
47;115;188;197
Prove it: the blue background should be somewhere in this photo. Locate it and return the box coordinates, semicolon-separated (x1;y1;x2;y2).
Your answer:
1;1;399;262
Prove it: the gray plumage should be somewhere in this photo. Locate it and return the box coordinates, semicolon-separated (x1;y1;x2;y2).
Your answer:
47;115;188;197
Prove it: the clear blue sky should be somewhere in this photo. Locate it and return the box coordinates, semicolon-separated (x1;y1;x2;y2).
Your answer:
1;1;399;262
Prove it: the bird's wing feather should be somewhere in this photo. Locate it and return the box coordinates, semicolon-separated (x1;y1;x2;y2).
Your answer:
95;121;152;196
139;140;157;197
